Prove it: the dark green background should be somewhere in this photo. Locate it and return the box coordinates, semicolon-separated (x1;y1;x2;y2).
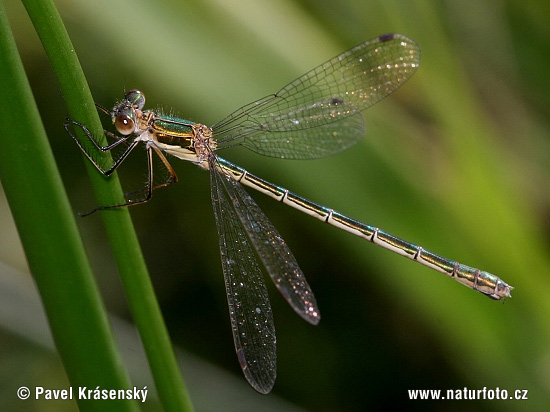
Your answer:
1;0;549;410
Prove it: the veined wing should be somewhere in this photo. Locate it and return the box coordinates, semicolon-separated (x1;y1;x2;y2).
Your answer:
209;154;320;391
221;107;365;159
211;155;320;325
212;33;420;159
210;157;276;394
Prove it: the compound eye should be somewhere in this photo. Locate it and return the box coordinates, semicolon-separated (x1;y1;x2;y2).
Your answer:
115;113;135;135
125;89;146;110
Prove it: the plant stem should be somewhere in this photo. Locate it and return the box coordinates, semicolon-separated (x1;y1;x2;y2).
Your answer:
10;0;193;409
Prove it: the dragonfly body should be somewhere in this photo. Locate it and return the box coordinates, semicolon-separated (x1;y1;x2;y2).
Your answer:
214;158;511;299
65;33;512;394
130;103;512;300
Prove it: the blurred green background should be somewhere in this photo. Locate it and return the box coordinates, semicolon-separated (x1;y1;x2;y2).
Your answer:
1;0;549;410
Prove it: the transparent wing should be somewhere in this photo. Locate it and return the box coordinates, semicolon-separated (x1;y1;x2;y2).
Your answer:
221;108;365;159
212;156;320;324
210;160;276;394
209;153;320;392
212;33;420;159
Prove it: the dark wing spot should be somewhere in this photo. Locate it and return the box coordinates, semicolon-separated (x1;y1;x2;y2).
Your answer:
378;33;395;42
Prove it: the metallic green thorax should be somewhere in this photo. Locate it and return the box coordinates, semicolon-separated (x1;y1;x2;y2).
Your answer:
148;113;197;148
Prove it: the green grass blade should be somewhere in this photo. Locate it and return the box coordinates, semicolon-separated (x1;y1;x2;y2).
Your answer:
0;3;137;411
14;0;194;410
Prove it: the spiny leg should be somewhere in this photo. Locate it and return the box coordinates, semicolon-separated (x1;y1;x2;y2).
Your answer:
79;146;178;216
64;117;138;176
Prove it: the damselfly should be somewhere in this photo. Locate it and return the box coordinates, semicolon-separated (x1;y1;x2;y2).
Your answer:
65;34;513;394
